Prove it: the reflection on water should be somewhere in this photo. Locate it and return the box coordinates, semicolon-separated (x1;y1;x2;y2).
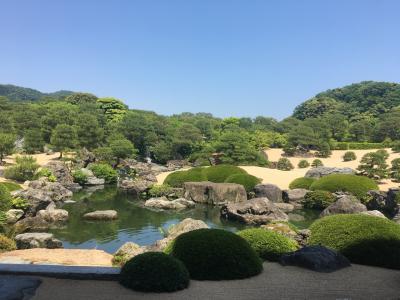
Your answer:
50;186;318;253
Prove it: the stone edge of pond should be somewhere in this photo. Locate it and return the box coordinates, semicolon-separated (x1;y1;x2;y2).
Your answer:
0;263;121;281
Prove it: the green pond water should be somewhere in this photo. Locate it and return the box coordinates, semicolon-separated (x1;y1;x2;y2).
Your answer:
50;186;320;254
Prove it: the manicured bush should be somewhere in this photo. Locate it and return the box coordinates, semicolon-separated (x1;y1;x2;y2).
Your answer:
311;159;323;167
237;228;298;261
119;252;189;292
309;214;400;269
297;160;310;168
392;141;400;153
148;184;174;197
4;156;39;182
72;170;88;185
224;173;261;192
302;190;335;209
0;184;12;212
89;163;118;184
0;234;16;252
357;151;388;179
11;197;28;210
34;167;56;182
277;158;294;171
343;151;357;162
309;174;378;200
0;182;22;192
168;229;262;280
317;142;331;158
203;165;246;183
391;158;400;182
164;167;207;188
289;177;316;189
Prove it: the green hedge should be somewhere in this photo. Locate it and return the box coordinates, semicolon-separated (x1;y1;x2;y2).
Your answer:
119;252;189;292
343;151;357;162
168;229;262;280
224;173;261;192
309;174;378;200
203;165;246;183
302;190;335;209
289;177;316;189
333;142;385;150
309;214;400;269
164;167;207;188
237;228;298;261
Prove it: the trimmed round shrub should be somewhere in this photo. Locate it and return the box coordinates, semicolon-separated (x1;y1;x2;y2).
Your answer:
343;151;357;162
203;165;246;183
169;229;262;280
164;167;207;188
277;158;294;171
224;173;261;192
311;159;323;167
89;163;118;184
119;252;189;292
289;177;316;189
309;214;400;269
0;185;12;212
309;174;378;200
297;160;310;168
72;170;88;185
302;190;335;209
237;228;298;261
0;234;16;252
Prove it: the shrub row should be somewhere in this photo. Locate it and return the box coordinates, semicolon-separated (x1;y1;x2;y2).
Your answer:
333;142;385;150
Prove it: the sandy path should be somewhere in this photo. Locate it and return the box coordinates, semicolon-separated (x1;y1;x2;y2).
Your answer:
156;149;400;191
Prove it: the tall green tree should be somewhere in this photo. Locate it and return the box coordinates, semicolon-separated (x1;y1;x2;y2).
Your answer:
0;133;15;163
76;114;104;150
50;124;78;158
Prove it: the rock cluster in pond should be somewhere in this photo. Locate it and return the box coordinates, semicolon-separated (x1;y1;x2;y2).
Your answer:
183;182;247;205
320;194;367;217
119;178;155;195
45;161;81;191
83;210;118;221
254;184;282;202
144;197;195;210
280;245;351;272
15;233;63;249
282;189;309;208
220;197;288;225
79;168;105;186
305;166;355;179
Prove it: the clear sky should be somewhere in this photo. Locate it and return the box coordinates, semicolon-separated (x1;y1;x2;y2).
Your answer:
1;0;399;119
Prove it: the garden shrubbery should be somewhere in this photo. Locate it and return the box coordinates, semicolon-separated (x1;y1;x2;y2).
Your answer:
224;173;261;192
0;184;12;212
168;229;262;280
0;182;22;192
277;158;294;171
309;174;378;200
119;252;189;292
35;167;56;182
4;156;39;182
297;160;310;168
203;165;246;183
237;228;298;261
89;163;118;184
311;159;323;167
0;234;16;252
302;190;335;209
72;169;88;185
343;151;357;162
333;142;385;150
289;177;316;189
148;184;174;197
309;214;400;269
164;168;207;188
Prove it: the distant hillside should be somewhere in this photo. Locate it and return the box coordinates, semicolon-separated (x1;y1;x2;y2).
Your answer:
0;84;74;101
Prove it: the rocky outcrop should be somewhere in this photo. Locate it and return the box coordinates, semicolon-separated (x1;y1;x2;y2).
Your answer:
166;160;188;171
366;189;400;217
144;197;195;210
280;245;350;272
15;233;63;249
121;159;168;177
79;168;105;186
320;194;367;217
274;203;294;213
184;182;247;205
221;197;288;225
361;210;387;218
83;210;118;221
282;189;309;208
254;184;282;202
112;242;145;265
45;161;81;191
5;209;24;224
305;167;355;179
36;202;68;223
119;179;153;195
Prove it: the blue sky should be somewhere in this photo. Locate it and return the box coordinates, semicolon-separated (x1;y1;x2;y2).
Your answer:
1;0;399;119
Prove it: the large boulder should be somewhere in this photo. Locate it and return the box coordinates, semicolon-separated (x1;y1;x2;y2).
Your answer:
254;184;282;202
83;210;118;221
5;209;24;224
80;168;105;186
45;161;81;191
16;203;68;231
282;189;309;208
280;245;350;272
221;197;288;225
320;194;367;217
144;197;195;210
305;167;355;179
166;160;188;171
119;179;153;195
184;182;247;205
36;202;68;223
361;210;387;218
113;242;146;265
367;189;400;217
15;233;63;249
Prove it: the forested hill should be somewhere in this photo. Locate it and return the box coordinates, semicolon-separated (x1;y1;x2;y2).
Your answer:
293;81;400;120
0;84;73;101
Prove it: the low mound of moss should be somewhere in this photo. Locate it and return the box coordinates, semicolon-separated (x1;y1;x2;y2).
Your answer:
164;167;207;188
237;228;298;261
119;252;190;292
224;173;261;192
302;190;336;209
203;165;247;183
309;174;378;200
168;229;262;280
309;214;400;269
289;177;316;189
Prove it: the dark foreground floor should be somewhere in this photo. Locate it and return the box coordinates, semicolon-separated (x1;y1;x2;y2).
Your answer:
3;262;400;300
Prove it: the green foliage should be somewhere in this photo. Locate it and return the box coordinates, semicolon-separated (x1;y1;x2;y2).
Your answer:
148;184;174;197
317;142;331;158
302;190;336;209
0;84;72;101
289;177;316;189
97;97;128;123
65;93;98;105
390;158;400;182
392;141;400;153
277;158;294;171
0;133;15;162
109;136;137;163
343;151;357;162
0;182;22;192
89;163;118;184
309;174;378;200
357;151;389;179
0;185;12;212
119;252;189;292
293;97;343;120
309;214;400;269
4;156;39;182
311;159;323;167
11;197;28;210
297;160;310;168
34;168;55;181
168;229;263;280
224;173;261;192
50;124;78;157
164;168;207;188
203;165;247;183
72;170;88;185
93;147;114;164
0;234;17;252
334;142;385;150
76;114;104;150
237;228;298;261
24;129;45;153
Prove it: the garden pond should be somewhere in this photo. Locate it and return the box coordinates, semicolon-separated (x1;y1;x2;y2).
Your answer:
50;186;320;253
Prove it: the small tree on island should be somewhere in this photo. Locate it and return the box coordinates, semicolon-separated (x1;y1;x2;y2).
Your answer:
50;124;78;158
357;151;388;180
0;133;15;163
